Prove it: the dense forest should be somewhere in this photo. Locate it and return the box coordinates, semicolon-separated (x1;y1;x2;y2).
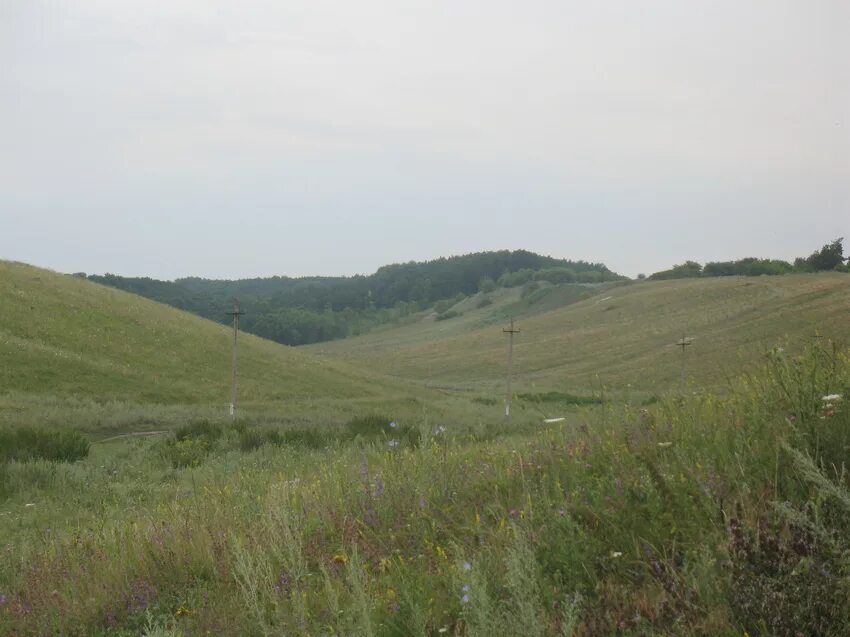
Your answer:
84;250;623;346
648;238;849;280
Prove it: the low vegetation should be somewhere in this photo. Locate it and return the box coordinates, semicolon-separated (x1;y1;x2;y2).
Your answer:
2;342;849;635
649;238;849;280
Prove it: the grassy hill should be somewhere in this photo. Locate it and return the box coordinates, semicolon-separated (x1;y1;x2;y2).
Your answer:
308;273;850;393
0;260;410;407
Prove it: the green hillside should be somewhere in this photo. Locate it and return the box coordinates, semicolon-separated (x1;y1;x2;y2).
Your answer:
0;260;402;405
308;273;850;393
85;250;622;346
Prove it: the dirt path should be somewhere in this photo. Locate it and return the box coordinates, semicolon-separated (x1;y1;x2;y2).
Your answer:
92;430;170;444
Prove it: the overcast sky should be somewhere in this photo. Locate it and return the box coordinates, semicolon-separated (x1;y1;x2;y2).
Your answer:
1;1;848;279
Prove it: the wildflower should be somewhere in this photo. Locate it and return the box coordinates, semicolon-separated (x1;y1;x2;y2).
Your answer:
24;503;35;508
175;605;191;616
333;553;348;565
439;629;449;634
657;442;672;448
435;425;447;435
462;561;472;571
461;593;470;604
388;439;399;449
822;394;842;402
389;421;398;428
462;584;470;593
274;571;292;595
379;557;393;572
0;592;5;606
610;551;623;558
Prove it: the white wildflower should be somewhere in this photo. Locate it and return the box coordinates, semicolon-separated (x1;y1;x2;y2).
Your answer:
822;394;842;403
610;551;623;558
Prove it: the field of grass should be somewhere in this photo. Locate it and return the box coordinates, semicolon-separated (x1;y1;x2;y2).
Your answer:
2;341;849;636
308;274;850;394
3;260;850;635
0;261;492;432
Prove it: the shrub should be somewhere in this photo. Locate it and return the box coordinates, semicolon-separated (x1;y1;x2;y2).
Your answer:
649;261;703;280
0;426;89;463
174;420;222;444
161;438;210;468
532;267;576;284
238;426;328;452
520;281;540;299
478;277;496;293
476;296;493;309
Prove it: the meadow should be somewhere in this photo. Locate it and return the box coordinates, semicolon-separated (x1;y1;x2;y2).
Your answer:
2;262;850;635
309;273;850;392
2;342;849;636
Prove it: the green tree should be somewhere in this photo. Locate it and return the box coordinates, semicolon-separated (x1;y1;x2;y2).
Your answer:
799;238;845;271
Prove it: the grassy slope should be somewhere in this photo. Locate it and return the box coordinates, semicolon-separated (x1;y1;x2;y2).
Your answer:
308;274;850;392
0;261;406;405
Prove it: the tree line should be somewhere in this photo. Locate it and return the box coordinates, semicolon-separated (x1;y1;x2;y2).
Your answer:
648;238;849;280
84;250;623;346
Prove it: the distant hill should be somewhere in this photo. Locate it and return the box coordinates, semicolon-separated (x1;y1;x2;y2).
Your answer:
85;250;623;346
307;273;850;394
0;260;407;405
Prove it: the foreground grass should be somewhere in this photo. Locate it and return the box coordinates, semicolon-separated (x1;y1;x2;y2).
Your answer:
2;342;850;635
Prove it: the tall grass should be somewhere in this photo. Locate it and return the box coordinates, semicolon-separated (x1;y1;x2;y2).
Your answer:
1;342;848;635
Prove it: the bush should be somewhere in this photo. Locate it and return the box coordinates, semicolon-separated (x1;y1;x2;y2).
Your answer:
476;296;493;309
162;438;210;468
497;268;535;288
521;287;551;306
533;267;576;284
175;420;222;444
478;276;496;293
520;281;540;299
0;426;89;463
238;426;329;452
649;261;703;280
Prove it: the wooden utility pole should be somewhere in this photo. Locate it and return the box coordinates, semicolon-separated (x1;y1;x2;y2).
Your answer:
227;300;245;420
503;317;520;419
676;333;693;395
